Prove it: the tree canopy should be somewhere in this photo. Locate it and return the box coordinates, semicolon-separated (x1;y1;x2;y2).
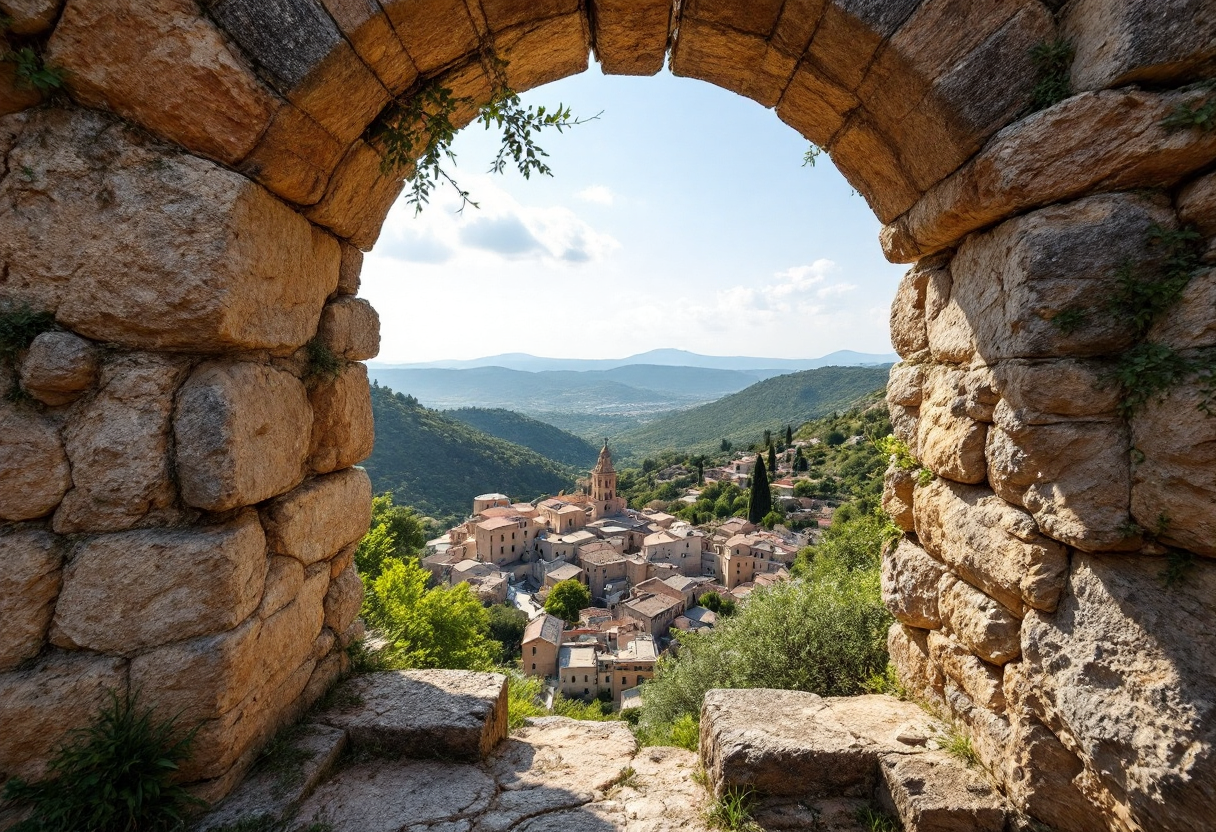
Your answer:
747;455;772;524
544;579;591;624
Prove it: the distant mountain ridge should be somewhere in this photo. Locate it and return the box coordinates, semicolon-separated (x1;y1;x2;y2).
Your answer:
611;365;890;459
371;348;898;373
444;408;600;468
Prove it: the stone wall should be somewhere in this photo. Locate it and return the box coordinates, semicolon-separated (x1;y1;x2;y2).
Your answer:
1;1;1215;829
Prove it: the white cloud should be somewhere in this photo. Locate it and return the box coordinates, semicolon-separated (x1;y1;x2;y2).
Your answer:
576;185;616;205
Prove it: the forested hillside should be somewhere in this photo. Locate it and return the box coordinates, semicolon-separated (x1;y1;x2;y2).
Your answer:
444;408;600;468
363;385;578;524
613;365;890;458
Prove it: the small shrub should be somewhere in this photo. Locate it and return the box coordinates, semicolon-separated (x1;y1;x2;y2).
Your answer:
704;786;761;832
2;690;204;832
875;435;917;471
862;664;908;699
0;304;55;361
1160;549;1195;588
609;765;640;791
3;47;65;92
1111;342;1192;417
1108;225;1203;339
304;338;342;381
1161;97;1216;133
940;726;980;768
856;804;901;832
346;638;390;675
915;467;935;488
1028;38;1074;111
1051;307;1087;335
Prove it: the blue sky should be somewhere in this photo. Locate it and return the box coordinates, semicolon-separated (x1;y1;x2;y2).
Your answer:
362;64;905;363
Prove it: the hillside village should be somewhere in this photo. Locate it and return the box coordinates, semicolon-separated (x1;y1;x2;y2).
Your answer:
420;441;840;706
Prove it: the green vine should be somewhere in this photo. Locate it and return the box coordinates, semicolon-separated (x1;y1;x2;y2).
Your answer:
373;59;597;215
802;143;823;168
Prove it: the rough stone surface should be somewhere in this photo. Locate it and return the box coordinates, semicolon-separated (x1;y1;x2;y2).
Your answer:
590;0;672;75
0;650;128;781
990;359;1121;422
946;194;1174;362
671;19;793;110
881;461;916;532
323;563;363;635
260;468;373;565
308;363;374;474
890;262;932;361
174;362;312;512
1150;268;1216;349
877;750;1006;832
700;689;938;798
881;538;945;630
317;0;418;95
927;630;1006;715
1131;380;1216;557
987;401;1134;553
305;140;404;250
0;403;71;521
886;363;924;407
1021;553;1216;832
0;527;62;672
238;100;345;206
337;242;363;295
196;723;347;832
318;296;380;361
884;89;1216;262
51;512;268;655
938;576;1020;666
0;43;44;116
53;353;189;533
913;478;1069;615
318;670;509;761
0;108;340;350
916;365;988;484
46;0;277;164
1063;0;1216;90
259;554;305;621
888;623;943;702
0;0;61;35
18;330;98;405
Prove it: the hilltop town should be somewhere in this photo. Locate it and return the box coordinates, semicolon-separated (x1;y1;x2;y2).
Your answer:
419;442;828;707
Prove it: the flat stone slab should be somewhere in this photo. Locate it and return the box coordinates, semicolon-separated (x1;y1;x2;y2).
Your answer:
877;751;1006;832
317;670;508;762
700;690;939;798
196;723;346;830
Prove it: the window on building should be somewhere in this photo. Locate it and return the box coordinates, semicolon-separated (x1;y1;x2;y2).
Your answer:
531;663;536;670
621;676;626;685
532;646;536;655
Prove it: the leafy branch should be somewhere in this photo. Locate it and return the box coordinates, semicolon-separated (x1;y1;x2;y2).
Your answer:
373;67;598;215
803;143;823;168
3;46;65;93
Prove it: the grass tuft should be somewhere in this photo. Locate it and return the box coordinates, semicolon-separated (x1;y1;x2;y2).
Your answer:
704;786;761;832
304;338;342;381
1028;39;1074;111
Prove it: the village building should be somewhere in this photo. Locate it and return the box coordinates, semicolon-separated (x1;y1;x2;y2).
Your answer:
673;606;717;632
620;589;685;638
538;497;589;534
578;546;629;602
558;643;599;699
597;635;658;703
522;613;563;678
588;441;628;520
542;561;586;589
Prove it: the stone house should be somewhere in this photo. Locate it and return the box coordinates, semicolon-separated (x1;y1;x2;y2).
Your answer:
578;546;628;602
522;613;563;679
620;590;685;639
597;635;658;704
543;561;586;589
558;643;599;700
641;525;704;576
538;498;589;534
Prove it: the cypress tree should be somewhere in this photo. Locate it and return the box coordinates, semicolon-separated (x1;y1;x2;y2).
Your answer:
786;425;793;445
767;444;777;477
748;455;772;524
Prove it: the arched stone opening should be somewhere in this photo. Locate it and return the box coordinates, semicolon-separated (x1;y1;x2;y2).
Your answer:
2;1;1216;828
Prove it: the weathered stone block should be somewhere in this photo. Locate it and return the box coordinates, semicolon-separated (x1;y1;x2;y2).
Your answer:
18;331;98;406
928;630;1006;715
259;555;305;620
318;296;381;361
1178;171;1216;262
888;623;943;702
987;402;1134;553
881;538;945;630
700;688;937;798
238;101;346;206
0;651;127;781
828;113;921;224
883;88;1216;262
260;467;373;566
806;0;921;93
51;512;268;655
876;750;1007;832
990;359;1121;423
683;0;785;35
938;576;1020;665
0;0;61;35
480;0;576;32
589;0;671;75
0;108;340;351
671;19;794;109
916;366;988;485
886;363;924;407
889;402;919;450
924;267;975;364
947;193;1175;362
1021;553;1216;831
0;404;70;521
1131;380;1216;557
309;365;374;474
305;140;405;250
337;242;363;295
317;0;418;94
381;0;479;75
323;564;364;640
47;0;277;165
208;0;389;147
882;462;916;532
53;353;190;534
889;262;932;361
174;362;312;512
1149;267;1216;350
318;669;509;760
494;13;589;93
1063;0;1216;91
914;478;1068;615
0;527;62;672
776;57;857;148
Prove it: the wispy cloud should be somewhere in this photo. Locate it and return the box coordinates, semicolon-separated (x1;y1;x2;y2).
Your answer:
576;185;616;206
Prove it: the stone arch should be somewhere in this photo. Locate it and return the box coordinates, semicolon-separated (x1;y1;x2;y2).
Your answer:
2;0;1216;828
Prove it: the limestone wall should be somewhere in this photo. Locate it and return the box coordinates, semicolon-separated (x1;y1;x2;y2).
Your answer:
1;1;1215;829
0;103;377;800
